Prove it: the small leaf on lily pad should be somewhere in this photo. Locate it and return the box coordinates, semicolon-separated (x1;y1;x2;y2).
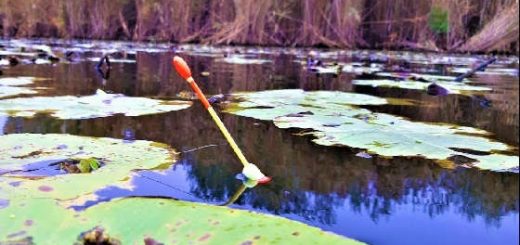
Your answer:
352;79;491;94
77;158;100;173
225;90;519;172
0;90;192;119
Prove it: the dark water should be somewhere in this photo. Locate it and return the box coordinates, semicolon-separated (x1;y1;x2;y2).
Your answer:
0;41;519;245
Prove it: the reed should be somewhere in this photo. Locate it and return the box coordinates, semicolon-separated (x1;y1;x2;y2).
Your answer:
0;0;517;53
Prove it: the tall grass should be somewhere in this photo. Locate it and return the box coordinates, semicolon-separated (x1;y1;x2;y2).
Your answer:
0;0;517;53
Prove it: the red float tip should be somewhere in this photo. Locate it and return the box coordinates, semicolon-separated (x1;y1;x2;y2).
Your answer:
172;56;192;80
257;176;272;184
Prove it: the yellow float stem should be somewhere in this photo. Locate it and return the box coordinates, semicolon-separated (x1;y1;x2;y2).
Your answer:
186;77;250;167
207;107;250;167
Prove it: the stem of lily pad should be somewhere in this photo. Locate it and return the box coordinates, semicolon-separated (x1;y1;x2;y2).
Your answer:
172;56;271;184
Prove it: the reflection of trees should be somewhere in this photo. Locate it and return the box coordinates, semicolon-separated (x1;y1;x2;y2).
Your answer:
5;51;518;227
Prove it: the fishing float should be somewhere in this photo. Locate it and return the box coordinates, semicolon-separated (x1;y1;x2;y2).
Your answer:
172;56;271;184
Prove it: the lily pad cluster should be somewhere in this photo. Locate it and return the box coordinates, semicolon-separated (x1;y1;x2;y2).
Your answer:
0;134;360;244
0;89;192;119
225;89;519;172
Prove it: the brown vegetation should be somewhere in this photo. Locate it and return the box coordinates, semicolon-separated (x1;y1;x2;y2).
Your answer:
0;0;518;53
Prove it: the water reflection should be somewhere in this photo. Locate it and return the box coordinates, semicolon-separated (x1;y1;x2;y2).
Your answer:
1;49;518;244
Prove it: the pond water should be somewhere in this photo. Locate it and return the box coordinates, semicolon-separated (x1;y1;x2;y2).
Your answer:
0;40;519;244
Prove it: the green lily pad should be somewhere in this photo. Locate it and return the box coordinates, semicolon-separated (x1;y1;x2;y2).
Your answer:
0;77;37;87
376;72;469;82
352;79;491;94
0;77;43;99
302;62;382;75
0;133;178;199
0;197;361;244
87;57;136;63
450;67;519;76
342;63;382;74
0;86;39;99
225;90;518;172
0;90;192;119
217;55;271;65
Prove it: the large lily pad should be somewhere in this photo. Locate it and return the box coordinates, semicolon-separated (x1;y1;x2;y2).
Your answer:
0;197;360;244
352;79;491;94
0;133;361;244
225;90;519;172
0;133;178;199
0;90;192;119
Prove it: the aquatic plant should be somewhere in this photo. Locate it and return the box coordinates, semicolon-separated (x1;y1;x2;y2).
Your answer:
225;89;519;172
0;90;192;119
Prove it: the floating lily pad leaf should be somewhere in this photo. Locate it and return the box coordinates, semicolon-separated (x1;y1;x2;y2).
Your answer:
0;197;362;245
231;89;387;108
87;57;136;63
376;72;469;82
305;65;342;74
0;134;177;199
0;86;38;99
225;90;518;172
216;55;271;65
301;62;382;75
342;64;382;74
450;67;519;76
0;77;38;87
0;77;45;99
0;50;38;57
0;89;192;119
352;79;491;94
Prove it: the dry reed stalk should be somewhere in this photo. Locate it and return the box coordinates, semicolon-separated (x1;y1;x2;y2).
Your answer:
458;1;519;52
203;0;274;45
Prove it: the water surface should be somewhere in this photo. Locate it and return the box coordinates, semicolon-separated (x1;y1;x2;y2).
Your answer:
1;40;518;244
